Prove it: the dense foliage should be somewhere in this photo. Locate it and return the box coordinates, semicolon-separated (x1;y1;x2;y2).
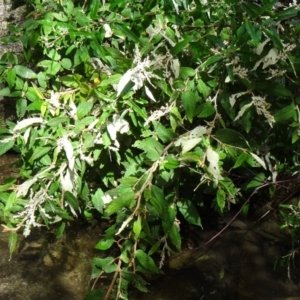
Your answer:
0;0;300;298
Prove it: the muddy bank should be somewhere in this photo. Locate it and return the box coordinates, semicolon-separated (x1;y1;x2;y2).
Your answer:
0;224;104;300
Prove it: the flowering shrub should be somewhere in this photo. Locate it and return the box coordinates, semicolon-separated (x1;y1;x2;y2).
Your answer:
0;0;300;298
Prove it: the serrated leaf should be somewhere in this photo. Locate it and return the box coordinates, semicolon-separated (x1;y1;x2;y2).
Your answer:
135;249;159;273
14;65;37;79
177;200;202;227
95;238;114;250
181;91;196;123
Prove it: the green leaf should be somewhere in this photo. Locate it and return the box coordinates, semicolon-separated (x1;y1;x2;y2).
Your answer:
47;116;69;127
14;65;37;79
0;180;16;192
89;0;100;19
163;156;180;169
83;290;105;300
195;102;215;118
133;215;142;239
197;79;211;98
29;146;52;164
93;256;114;268
8;232;18;261
274;104;296;123
216;189;226;212
255;83;292;98
241;2;263;18
0;140;14;155
246;172;266;189
170;36;193;55
103;264;117;273
181;91;196;123
133;138;164;153
64;191;79;211
46;49;61;61
179;67;195;80
105;191;135;215
170;106;183;131
56;222;66;239
169;223;181;251
95;238;114;250
77;101;93;119
201;55;223;69
263;28;283;50
16;98;27;119
245;21;256;41
135;249;159;273
233;152;249;168
150;185;164;216
215;129;249;148
6;67;16;89
177;200;202;227
0;87;11;96
61;58;72;70
100;74;122;87
112;23;139;43
153;122;176;143
273;6;298;21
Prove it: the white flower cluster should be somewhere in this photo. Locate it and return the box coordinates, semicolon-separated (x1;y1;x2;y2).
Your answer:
14;189;54;237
